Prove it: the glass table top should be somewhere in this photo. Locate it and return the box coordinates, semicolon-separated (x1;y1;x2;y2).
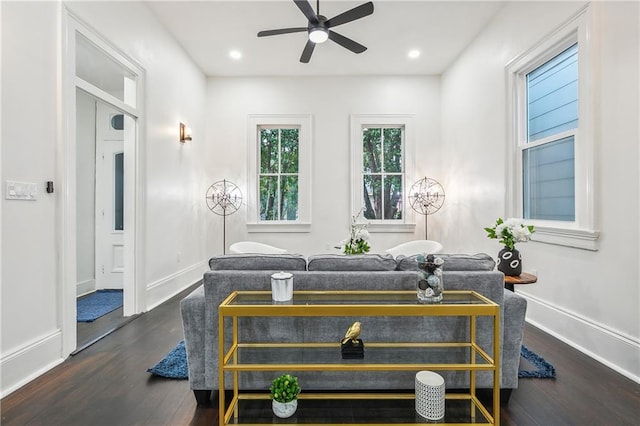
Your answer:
224;291;494;307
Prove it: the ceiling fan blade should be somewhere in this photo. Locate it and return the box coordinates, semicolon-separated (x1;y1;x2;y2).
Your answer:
325;1;374;28
300;39;316;63
258;27;308;37
294;0;318;23
328;30;367;54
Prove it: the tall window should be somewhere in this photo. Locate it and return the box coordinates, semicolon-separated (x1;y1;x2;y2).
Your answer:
247;115;312;232
507;6;598;250
362;126;404;220
259;127;299;221
350;115;415;232
523;43;578;221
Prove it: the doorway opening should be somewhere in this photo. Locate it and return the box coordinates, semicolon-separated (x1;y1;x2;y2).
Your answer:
75;92;138;351
63;11;146;356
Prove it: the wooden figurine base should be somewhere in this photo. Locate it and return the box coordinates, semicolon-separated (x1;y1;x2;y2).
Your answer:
341;339;364;359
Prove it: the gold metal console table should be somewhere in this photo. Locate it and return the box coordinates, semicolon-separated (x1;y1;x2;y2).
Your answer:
218;290;500;425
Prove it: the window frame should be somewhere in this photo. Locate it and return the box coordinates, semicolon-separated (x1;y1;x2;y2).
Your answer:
350;114;416;233
247;114;312;233
506;5;599;250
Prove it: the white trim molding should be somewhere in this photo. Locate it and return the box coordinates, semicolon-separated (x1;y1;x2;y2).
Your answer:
350;114;416;233
0;330;65;398
246;114;313;232
145;261;207;311
521;290;640;383
505;4;599;250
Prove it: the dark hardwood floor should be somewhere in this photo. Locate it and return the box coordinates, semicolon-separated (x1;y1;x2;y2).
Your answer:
2;283;639;425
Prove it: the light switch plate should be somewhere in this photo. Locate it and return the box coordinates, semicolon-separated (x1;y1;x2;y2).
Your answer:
5;180;37;201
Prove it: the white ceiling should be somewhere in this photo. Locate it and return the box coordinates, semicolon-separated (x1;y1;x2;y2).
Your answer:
146;1;505;77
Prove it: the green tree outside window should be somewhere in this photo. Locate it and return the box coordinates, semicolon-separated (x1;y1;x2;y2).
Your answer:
259;127;299;221
362;127;403;220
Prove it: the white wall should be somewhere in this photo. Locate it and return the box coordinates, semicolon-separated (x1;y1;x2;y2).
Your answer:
1;1;62;398
204;76;442;256
1;1;208;397
76;91;96;296
65;1;209;309
441;1;639;381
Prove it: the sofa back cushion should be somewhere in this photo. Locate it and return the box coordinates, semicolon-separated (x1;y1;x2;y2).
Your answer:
396;253;495;272
307;254;397;271
209;254;307;271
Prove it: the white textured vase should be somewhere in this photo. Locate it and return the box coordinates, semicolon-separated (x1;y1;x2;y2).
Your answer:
272;399;297;418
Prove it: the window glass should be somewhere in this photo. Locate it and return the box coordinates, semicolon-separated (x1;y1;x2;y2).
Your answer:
522;43;578;222
75;33;136;107
362;126;404;220
259;127;299;221
527;44;578;142
114;152;124;231
523;136;575;221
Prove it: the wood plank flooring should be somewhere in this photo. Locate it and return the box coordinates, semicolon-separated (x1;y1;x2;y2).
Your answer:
2;283;639;425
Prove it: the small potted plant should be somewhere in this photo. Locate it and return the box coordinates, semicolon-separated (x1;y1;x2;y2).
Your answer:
485;217;535;276
269;373;301;418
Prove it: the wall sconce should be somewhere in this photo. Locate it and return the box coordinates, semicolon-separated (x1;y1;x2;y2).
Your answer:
179;122;192;143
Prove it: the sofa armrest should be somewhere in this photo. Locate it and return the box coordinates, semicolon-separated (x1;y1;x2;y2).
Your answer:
180;285;207;391
501;289;527;388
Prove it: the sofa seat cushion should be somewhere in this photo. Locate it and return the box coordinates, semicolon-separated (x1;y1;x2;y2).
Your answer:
307;254;397;271
396;253;495;272
209;254;307;271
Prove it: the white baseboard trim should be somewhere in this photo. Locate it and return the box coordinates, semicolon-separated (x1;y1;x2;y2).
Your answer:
520;290;640;384
145;261;207;311
0;330;65;398
76;278;95;297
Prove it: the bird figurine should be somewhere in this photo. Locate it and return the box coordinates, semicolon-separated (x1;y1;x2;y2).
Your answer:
341;321;362;344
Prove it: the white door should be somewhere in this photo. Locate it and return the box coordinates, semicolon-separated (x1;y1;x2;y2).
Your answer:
95;103;124;290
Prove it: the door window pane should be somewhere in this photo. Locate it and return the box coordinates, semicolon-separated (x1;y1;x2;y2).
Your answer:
114;152;124;231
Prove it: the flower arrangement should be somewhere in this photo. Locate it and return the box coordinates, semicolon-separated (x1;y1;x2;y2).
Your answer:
485;217;535;250
341;209;370;255
269;374;301;403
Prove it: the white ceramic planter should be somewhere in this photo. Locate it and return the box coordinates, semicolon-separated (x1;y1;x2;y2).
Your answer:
272;399;297;418
271;271;293;302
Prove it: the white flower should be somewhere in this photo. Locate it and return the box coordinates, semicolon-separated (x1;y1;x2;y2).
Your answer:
354;228;370;241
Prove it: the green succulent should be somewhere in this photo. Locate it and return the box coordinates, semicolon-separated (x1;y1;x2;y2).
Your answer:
269;374;301;403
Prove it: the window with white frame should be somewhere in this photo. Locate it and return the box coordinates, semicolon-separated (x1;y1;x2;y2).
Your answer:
362;126;404;220
507;5;599;250
523;43;578;222
258;126;299;221
350;115;415;232
247;115;311;232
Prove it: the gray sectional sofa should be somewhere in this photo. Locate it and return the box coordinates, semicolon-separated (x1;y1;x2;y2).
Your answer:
180;253;527;405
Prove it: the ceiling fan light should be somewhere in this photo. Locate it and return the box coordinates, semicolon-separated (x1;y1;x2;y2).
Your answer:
309;28;329;44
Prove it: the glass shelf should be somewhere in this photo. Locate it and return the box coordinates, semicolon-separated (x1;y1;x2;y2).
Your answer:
224;397;493;425
225;345;493;370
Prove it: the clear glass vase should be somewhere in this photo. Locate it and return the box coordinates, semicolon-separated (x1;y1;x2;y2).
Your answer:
416;254;444;303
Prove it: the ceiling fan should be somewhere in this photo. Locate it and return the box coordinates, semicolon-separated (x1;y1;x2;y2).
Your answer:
257;0;374;63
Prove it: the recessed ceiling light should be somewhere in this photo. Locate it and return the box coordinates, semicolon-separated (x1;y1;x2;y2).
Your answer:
229;50;242;60
408;49;420;59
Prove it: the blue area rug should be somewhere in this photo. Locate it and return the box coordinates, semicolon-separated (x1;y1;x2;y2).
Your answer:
77;289;123;322
519;344;556;378
147;341;189;379
147;341;555;381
